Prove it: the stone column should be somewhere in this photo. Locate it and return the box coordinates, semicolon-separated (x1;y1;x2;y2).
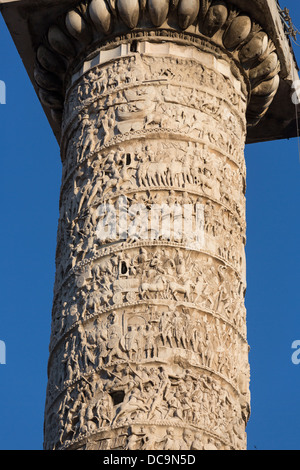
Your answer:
38;0;281;450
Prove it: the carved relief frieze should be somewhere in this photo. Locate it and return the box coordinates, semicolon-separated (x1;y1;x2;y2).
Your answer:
42;0;255;452
34;0;281;132
44;354;249;450
50;245;247;354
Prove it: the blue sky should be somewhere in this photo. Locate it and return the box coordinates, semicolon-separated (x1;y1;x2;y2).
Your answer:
0;1;300;450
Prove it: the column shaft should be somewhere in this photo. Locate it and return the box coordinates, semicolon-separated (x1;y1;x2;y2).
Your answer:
44;40;250;451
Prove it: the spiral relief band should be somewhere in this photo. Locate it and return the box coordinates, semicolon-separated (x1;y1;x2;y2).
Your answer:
42;14;251;446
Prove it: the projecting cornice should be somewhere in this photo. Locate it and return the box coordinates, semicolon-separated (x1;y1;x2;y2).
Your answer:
1;0;299;144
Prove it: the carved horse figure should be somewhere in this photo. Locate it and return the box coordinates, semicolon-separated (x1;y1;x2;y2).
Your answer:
139;276;167;299
168;279;194;301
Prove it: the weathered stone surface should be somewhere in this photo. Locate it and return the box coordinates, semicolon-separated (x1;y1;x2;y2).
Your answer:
117;0;140;29
65;9;92;44
36;45;66;76
28;0;284;132
223;15;252;50
42;35;250;450
148;0;170;26
89;0;113;34
177;0;200;30
202;1;229;38
239;32;268;65
1;0;297;142
0;0;298;451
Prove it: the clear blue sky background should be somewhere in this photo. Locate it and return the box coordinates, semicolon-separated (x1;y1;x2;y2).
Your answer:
0;1;300;451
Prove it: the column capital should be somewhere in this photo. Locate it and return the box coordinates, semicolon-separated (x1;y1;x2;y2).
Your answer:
1;0;299;144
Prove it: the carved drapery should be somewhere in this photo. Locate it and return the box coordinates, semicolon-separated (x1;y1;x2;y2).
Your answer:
41;0;279;451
